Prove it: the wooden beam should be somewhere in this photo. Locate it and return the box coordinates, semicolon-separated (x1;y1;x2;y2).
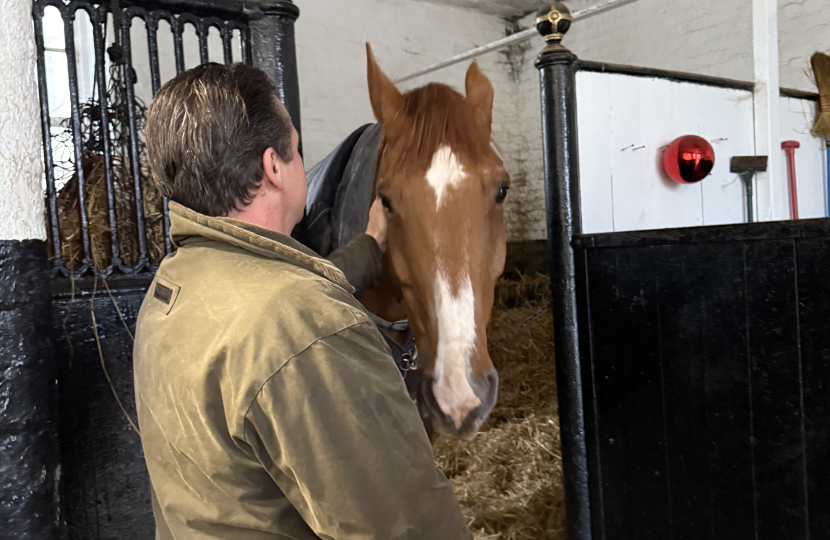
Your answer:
752;0;782;222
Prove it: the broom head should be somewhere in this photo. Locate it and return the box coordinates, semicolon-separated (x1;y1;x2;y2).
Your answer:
810;52;830;139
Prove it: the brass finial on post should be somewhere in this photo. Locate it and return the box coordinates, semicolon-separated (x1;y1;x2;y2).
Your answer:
534;2;574;45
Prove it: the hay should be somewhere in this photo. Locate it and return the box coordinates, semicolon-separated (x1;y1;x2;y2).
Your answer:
433;274;566;540
47;61;167;273
53;152;166;271
56;154;111;270
110;152;166;268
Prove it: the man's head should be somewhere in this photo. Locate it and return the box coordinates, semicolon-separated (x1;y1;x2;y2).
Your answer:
146;63;306;232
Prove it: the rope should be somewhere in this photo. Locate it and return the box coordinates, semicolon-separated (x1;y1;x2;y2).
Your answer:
91;275;141;436
103;277;134;342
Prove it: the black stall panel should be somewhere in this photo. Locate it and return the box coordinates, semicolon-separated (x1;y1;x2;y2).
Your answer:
53;279;152;540
574;219;830;540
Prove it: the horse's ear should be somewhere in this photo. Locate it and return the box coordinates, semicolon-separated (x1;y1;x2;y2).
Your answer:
465;60;494;134
366;43;403;124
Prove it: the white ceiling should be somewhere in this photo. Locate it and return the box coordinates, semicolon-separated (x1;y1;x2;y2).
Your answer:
415;0;596;19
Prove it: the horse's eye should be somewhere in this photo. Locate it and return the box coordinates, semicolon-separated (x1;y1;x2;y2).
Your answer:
381;196;393;213
496;182;510;204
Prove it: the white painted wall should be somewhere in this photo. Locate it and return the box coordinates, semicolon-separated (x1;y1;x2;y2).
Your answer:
294;0;513;170
294;0;544;242
779;0;830;93
566;0;830;94
569;0;754;84
1;0;47;241
508;32;548;242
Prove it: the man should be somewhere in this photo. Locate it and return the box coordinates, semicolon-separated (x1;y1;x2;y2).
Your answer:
134;62;472;539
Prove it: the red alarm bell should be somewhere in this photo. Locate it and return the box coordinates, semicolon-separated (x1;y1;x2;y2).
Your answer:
663;135;715;184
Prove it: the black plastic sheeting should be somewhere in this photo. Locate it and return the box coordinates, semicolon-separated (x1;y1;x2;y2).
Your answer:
53;281;153;540
0;240;62;540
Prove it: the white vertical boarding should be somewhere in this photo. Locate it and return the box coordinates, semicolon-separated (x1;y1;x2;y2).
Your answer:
577;72;754;233
577;73;755;233
779;97;828;219
699;86;756;225
575;73;827;233
660;77;705;229
605;74;645;232
576;71;614;234
752;0;782;222
605;75;709;232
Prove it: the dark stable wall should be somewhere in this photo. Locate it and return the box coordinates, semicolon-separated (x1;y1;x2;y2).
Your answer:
52;278;153;540
575;218;830;540
0;241;62;540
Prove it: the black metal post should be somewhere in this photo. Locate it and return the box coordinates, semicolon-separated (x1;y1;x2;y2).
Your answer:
32;4;65;278
534;3;591;539
118;9;150;273
249;1;302;155
93;5;124;272
62;5;94;277
221;25;234;64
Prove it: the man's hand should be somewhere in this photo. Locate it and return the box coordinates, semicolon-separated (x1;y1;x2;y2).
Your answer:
365;197;388;253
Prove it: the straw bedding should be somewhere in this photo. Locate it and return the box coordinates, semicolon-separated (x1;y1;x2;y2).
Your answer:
432;274;566;540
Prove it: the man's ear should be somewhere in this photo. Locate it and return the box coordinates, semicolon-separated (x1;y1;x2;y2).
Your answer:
262;147;284;191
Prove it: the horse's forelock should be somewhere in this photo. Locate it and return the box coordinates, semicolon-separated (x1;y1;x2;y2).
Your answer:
381;83;488;173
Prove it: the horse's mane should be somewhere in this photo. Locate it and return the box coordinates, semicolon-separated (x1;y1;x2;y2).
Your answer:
382;83;485;172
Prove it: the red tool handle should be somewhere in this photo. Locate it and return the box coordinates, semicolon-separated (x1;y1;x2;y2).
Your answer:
782;141;800;220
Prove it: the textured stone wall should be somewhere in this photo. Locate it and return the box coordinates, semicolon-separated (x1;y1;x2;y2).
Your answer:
0;0;47;242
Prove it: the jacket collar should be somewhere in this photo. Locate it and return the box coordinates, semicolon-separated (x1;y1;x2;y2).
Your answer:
167;201;354;293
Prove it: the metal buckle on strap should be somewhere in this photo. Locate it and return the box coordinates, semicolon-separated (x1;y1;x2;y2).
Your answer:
400;344;419;373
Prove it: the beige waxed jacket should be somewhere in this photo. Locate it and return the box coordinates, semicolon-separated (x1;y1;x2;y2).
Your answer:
133;201;471;540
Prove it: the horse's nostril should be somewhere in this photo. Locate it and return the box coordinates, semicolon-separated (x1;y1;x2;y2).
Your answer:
479;368;499;406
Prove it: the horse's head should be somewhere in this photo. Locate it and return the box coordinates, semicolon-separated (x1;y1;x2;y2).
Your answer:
364;44;508;437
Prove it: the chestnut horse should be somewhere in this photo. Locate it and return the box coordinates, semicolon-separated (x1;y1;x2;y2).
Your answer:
358;44;509;438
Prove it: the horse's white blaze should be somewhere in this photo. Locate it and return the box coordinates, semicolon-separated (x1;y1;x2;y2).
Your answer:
425;146;467;207
432;270;480;428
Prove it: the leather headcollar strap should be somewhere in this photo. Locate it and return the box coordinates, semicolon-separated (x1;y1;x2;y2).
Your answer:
368;311;410;332
368;313;420;401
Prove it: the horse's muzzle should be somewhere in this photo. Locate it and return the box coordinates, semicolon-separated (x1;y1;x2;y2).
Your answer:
419;367;499;439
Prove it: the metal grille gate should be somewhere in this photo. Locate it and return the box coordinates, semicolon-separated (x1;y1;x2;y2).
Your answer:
31;0;295;281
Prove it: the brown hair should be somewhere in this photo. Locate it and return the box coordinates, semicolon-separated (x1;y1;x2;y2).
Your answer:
145;62;294;216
